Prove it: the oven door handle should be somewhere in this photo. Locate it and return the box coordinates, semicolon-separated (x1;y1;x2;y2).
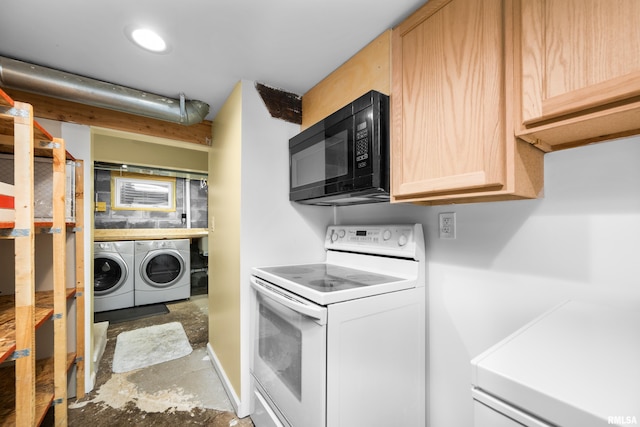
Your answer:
251;276;327;325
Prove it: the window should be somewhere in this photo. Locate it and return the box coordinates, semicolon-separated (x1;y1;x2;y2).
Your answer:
111;172;175;211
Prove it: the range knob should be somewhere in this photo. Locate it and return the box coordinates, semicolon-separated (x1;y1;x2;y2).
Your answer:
382;229;392;241
398;234;408;247
331;231;339;242
338;229;346;238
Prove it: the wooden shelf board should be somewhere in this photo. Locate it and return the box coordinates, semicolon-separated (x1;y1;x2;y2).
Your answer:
35;221;76;229
0;342;16;365
0;221;15;229
66;288;77;299
0;221;77;230
0;89;59;153
0;142;76;160
35;289;77;309
66;352;76;372
94;227;209;241
0;89;14;108
34;307;53;330
0;357;55;427
33;121;53;143
0;290;76;363
0;296;16;363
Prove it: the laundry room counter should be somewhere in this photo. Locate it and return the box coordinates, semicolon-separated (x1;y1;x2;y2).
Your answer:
94;228;208;241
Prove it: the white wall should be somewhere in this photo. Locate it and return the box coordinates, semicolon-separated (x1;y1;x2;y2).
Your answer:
238;81;333;414
336;135;640;426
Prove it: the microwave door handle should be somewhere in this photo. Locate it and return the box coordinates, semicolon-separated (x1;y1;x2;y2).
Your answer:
250;276;327;325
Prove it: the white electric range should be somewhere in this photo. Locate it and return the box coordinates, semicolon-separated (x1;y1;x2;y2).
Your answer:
249;224;426;427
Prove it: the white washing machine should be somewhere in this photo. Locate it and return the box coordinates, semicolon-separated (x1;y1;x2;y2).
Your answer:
134;239;191;306
94;241;135;313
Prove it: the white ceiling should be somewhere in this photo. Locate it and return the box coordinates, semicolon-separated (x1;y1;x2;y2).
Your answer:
0;0;425;121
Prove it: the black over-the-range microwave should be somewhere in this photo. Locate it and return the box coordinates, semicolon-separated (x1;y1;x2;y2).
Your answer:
289;90;390;206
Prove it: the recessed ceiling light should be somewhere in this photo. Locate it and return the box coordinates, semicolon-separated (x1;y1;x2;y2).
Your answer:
130;28;168;53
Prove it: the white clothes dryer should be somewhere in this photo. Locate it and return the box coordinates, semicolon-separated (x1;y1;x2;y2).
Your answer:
134;239;191;306
94;241;135;312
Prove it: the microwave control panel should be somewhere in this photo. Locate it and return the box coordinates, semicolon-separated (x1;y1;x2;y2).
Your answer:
355;120;369;168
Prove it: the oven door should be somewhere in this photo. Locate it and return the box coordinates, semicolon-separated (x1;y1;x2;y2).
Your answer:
250;276;327;427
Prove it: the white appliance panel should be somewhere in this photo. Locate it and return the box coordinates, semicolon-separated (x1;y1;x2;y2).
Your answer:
474;398;530;427
250;224;426;427
326;286;425;427
252;224;424;306
134;239;190;305
471;301;640;427
473;389;552;427
93;241;135;312
250;277;327;427
252;261;416;305
251;387;285;427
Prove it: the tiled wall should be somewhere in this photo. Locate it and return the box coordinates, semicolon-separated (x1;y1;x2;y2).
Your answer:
94;170;208;229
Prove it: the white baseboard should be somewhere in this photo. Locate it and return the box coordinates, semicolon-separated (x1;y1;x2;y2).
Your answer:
86;320;109;394
88;370;96;394
206;342;251;418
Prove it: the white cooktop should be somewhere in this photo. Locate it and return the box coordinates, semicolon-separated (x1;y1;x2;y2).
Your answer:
252;224;425;305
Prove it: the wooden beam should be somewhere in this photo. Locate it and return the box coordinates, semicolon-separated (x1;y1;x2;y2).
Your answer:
255;82;302;124
2;88;212;146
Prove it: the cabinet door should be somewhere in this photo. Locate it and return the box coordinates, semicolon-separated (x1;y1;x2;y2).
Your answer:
518;0;640;148
392;0;508;201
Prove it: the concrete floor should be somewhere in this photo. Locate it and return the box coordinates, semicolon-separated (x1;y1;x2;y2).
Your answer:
64;295;254;426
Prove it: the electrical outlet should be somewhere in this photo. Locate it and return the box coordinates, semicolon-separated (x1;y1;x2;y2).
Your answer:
439;212;456;239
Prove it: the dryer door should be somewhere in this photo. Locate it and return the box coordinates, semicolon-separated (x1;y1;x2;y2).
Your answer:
94;254;128;295
140;249;185;288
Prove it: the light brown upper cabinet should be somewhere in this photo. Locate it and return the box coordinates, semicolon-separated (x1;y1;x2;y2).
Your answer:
516;0;640;151
391;0;544;205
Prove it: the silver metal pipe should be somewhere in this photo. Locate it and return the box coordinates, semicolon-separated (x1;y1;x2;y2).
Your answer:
0;56;209;125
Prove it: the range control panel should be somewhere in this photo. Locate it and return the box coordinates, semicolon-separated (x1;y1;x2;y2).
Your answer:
325;224;423;258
